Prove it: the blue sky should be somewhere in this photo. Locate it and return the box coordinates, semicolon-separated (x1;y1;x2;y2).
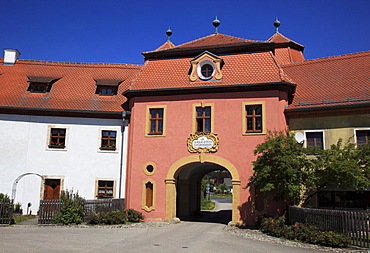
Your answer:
1;0;369;64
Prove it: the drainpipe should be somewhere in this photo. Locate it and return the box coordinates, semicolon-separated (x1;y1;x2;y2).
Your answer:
118;111;130;198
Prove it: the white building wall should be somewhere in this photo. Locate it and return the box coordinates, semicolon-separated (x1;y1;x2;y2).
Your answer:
0;113;128;215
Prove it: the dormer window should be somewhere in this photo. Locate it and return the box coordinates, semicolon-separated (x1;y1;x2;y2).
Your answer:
27;76;59;93
197;60;216;80
189;51;224;82
97;86;117;96
95;79;122;96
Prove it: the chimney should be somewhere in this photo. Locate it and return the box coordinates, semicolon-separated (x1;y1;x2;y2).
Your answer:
3;49;21;65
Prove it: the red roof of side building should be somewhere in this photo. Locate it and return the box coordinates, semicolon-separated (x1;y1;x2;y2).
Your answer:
282;51;370;111
0;59;141;115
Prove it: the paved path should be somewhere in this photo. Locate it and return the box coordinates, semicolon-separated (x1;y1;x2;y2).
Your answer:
1;199;327;253
0;222;325;253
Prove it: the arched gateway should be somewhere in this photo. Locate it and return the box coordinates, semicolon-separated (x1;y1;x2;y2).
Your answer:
165;154;241;222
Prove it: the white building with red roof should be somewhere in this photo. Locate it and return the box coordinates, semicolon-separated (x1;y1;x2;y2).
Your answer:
0;53;140;214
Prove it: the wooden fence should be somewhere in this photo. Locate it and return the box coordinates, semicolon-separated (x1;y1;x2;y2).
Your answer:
38;198;125;224
83;199;125;222
289;206;370;248
0;200;13;225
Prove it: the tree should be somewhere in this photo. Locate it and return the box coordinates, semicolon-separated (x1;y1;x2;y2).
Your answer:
247;131;370;207
246;131;312;205
303;139;370;206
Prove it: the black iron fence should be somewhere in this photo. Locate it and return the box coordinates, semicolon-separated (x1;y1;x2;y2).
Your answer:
289;206;370;248
38;198;125;224
0;200;13;225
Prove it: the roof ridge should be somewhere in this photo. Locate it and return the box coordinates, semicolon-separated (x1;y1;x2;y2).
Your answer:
267;32;304;48
280;50;370;67
268;51;295;83
127;61;148;90
3;59;141;68
157;33;266;51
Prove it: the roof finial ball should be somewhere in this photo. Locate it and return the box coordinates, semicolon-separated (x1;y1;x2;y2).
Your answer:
166;27;173;42
213;16;221;34
274;17;281;33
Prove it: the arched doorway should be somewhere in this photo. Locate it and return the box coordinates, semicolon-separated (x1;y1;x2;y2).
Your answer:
165;154;241;223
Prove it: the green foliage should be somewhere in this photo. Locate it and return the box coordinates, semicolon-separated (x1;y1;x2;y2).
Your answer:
247;131;312;205
12;215;35;224
260;216;350;248
216;184;229;194
52;190;84;225
87;209;144;225
247;131;370;206
100;210;127;225
212;194;232;198
201;198;215;210
125;208;144;222
13;202;23;213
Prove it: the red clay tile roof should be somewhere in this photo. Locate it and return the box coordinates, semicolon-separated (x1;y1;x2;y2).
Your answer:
282;51;370;111
144;33;266;54
0;59;140;114
170;33;266;50
154;41;176;51
129;50;291;91
267;33;305;64
267;32;303;47
143;33;274;60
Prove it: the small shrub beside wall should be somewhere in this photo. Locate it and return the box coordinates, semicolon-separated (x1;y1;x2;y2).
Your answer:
86;209;144;225
260;216;351;248
52;190;84;225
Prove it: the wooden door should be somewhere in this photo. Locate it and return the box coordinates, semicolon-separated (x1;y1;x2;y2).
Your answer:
43;179;61;200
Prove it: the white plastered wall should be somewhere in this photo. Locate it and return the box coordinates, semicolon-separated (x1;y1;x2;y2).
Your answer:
0;114;128;214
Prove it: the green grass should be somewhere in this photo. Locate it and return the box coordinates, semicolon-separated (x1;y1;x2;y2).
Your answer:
12;215;37;224
201;199;215;210
211;194;232;199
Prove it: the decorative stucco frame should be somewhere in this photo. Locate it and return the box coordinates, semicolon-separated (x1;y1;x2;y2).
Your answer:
189;51;223;81
165;155;241;223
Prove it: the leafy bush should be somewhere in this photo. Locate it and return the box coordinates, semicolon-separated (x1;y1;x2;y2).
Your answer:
100;210;127;224
125;209;144;222
260;216;350;248
14;202;23;213
87;209;144;225
52;190;84;225
201;198;215;210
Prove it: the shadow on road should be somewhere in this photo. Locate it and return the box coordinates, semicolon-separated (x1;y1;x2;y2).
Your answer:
182;210;232;225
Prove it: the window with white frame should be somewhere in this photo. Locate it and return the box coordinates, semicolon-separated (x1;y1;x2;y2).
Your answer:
305;131;324;149
97;180;114;198
100;130;117;150
356;130;370;147
49;128;66;148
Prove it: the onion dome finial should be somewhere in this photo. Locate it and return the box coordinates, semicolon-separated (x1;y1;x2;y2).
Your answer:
274;17;281;33
166;27;173;42
213;16;221;34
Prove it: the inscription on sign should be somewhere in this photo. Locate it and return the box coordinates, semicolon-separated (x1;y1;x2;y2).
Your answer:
193;136;213;149
187;132;219;153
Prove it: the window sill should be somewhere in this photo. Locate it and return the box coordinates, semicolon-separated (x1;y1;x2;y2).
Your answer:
48;145;66;149
146;133;165;137
100;147;116;150
97;195;113;199
243;132;265;136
